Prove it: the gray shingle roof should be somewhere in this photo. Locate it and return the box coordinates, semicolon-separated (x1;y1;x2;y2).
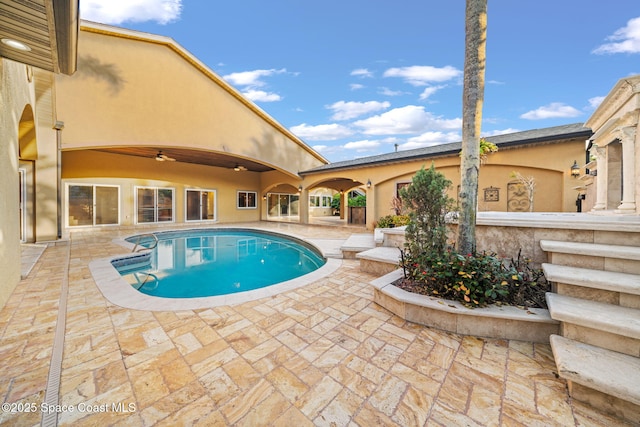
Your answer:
300;123;592;175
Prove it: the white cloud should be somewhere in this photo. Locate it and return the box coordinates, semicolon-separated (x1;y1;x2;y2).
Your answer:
400;131;461;150
242;90;282;102
520;103;582;120
378;87;406;96
343;140;382;152
419;86;444;100
222;69;287;87
350;84;365;91
80;0;182;25
351;68;374;78
353;105;461;135
588;96;606;109
290;123;354;141
327;100;390;121
222;68;288;103
593;16;640;54
383;65;461;86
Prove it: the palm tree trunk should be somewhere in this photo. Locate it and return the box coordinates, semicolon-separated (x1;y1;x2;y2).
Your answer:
457;0;487;254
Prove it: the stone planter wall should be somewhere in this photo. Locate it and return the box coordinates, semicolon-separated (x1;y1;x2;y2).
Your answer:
371;270;559;343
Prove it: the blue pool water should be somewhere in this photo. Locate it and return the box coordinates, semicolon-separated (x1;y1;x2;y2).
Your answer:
114;229;326;298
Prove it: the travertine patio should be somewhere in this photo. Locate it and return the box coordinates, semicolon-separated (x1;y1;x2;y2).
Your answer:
0;222;632;426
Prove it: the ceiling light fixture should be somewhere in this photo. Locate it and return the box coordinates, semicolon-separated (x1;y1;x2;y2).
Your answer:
155;151;175;162
1;38;31;51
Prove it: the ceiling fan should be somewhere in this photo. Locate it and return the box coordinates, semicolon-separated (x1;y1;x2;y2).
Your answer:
233;164;247;171
155;150;176;162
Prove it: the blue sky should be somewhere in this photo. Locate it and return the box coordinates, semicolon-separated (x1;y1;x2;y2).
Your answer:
80;1;640;162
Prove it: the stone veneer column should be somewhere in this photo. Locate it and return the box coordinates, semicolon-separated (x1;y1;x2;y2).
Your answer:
616;126;637;213
591;145;608;211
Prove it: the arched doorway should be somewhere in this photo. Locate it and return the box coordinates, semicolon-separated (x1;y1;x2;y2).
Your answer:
18;106;36;242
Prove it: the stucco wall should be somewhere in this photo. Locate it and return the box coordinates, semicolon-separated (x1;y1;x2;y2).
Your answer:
301;137;585;229
54;25;325;179
0;60;31;309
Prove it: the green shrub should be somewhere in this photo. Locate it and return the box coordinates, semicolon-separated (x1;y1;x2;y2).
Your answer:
400;249;548;308
397;162;549;308
375;214;411;228
348;194;366;207
400;163;454;254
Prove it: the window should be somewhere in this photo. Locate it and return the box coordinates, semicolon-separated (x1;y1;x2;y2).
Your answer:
268;193;298;217
136;187;174;223
310;195;332;207
237;191;257;209
186;189;216;221
67;184;119;227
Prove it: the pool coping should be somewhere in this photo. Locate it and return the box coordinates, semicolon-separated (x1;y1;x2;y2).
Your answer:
89;227;343;311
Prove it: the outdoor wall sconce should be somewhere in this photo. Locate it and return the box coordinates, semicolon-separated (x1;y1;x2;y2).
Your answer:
366;179;372;188
570;160;580;178
263;194;267;200
298;185;302;192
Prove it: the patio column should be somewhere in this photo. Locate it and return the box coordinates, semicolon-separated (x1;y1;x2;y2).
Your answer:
365;183;375;230
615;126;637;213
591;145;608;211
299;188;309;224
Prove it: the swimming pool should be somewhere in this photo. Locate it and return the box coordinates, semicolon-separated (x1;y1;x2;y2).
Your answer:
113;229;326;298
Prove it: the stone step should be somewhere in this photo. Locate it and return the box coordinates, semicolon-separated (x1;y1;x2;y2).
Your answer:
540;240;640;274
550;334;640;408
356;246;402;275
546;293;640;341
340;233;376;259
542;263;640;296
540;240;640;261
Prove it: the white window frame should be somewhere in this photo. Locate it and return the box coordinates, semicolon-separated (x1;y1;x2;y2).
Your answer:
185;189;217;222
135;186;175;224
237;190;258;209
66;183;121;228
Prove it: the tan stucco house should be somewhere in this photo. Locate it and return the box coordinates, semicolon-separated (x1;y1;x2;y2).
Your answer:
2;9;638;313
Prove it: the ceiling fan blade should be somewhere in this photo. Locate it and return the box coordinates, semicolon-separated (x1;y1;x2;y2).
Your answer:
164;156;176;161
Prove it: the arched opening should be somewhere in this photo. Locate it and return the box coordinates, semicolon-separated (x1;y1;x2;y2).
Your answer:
18;105;36;242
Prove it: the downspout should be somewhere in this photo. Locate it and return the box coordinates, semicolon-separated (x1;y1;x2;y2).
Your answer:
53;121;64;239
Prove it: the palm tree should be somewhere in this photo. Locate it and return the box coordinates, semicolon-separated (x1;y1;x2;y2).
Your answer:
457;0;487;254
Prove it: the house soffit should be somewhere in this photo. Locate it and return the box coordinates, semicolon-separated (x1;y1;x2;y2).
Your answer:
90;147;275;173
0;0;78;75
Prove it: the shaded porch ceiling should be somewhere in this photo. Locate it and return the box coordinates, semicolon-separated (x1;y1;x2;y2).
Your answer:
0;0;78;75
309;177;365;192
90;147;275;173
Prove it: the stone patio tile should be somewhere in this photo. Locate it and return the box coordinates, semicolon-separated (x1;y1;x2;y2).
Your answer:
234;390;290;427
314;387;363;427
1;222;634;426
295;375;343;419
220;378;274;425
393;385;434;427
